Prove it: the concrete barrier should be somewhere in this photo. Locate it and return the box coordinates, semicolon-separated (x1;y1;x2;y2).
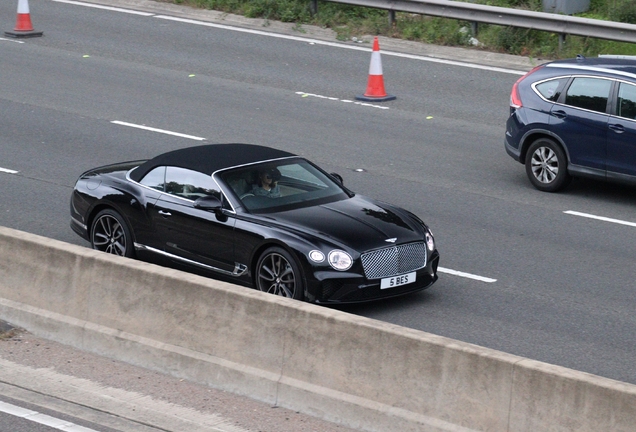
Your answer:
1;225;635;431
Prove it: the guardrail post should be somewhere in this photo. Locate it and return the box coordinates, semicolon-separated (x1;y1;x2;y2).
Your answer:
559;33;566;50
471;21;478;36
310;0;317;15
388;9;395;26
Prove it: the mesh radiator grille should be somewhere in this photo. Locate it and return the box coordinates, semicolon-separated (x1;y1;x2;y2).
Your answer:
360;242;427;279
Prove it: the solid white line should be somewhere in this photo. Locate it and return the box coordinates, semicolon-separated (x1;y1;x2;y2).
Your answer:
0;37;26;44
0;167;19;174
438;267;497;283
564;210;636;228
0;401;98;432
155;15;524;75
111;121;206;140
296;92;390;109
51;0;155;15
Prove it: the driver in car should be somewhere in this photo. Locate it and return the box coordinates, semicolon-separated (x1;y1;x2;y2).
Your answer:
252;168;281;198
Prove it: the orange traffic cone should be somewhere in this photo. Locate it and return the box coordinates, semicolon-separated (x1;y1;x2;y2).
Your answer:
5;0;43;38
356;37;396;102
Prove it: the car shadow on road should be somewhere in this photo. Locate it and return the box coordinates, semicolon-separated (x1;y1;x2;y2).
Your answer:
563;177;636;205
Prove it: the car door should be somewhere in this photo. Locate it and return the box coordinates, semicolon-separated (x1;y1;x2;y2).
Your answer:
549;76;613;172
135;166;167;251
606;80;636;178
152;166;237;275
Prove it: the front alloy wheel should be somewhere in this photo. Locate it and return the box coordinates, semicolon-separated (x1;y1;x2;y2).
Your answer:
256;247;304;300
90;209;135;258
525;138;571;192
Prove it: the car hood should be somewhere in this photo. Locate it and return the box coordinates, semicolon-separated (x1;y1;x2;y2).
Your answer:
266;196;425;252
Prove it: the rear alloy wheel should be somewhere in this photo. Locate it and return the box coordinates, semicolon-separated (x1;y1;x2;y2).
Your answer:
256;247;304;300
90;209;135;258
525;138;571;192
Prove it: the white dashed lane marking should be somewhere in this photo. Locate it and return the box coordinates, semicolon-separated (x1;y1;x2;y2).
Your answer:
438;267;497;283
565;210;636;228
111;121;206;140
296;92;390;109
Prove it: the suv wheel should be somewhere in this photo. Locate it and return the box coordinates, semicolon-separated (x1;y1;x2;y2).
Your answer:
525;138;571;192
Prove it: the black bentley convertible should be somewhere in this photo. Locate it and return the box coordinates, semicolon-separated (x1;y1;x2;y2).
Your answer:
70;144;439;304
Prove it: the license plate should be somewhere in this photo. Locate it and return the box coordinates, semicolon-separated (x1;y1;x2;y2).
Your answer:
380;272;416;289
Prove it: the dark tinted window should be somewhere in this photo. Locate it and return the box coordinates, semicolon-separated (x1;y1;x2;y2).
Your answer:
617;82;636;120
140;166;166;191
535;78;567;102
564;77;612;113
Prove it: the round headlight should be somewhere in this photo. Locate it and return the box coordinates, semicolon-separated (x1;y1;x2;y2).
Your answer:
425;231;435;251
308;250;325;263
328;250;353;271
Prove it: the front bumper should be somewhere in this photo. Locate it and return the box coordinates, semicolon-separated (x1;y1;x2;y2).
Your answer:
313;251;440;304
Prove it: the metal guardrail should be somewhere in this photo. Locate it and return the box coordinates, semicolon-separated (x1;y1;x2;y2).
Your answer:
310;0;636;46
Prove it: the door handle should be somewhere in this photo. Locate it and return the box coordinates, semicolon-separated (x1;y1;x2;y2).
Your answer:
158;210;172;217
551;110;567;119
608;123;625;133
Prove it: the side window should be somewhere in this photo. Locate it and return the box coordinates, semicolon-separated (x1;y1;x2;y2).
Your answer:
617;82;636;120
534;78;567;102
140;167;166;191
165;167;221;200
564;77;612;113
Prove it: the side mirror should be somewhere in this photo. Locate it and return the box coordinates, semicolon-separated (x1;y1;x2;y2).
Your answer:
330;172;344;185
193;195;222;211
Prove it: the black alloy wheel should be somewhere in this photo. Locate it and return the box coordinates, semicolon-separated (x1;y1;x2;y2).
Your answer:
255;247;304;300
90;209;135;258
525;138;571;192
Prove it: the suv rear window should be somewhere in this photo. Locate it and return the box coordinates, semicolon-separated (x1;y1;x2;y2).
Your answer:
564;77;612;113
535;78;567;101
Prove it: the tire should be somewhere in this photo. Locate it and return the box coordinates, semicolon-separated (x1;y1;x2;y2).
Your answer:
90;209;135;258
255;247;304;300
525;138;571;192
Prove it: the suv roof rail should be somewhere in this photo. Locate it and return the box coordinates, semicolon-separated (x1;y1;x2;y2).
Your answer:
598;55;636;60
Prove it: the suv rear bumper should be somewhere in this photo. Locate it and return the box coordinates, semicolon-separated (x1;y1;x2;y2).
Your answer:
505;136;522;163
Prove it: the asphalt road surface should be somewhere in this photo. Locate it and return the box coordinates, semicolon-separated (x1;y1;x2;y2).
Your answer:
1;0;636;426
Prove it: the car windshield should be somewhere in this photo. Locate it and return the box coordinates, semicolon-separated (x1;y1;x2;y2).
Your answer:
218;158;350;213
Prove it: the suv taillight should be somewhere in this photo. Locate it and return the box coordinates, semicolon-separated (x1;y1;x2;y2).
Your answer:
510;80;523;108
510;65;543;109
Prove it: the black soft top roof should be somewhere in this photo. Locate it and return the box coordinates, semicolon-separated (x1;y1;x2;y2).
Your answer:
129;143;296;182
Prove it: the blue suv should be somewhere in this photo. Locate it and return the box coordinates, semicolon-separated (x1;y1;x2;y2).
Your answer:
505;56;636;192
